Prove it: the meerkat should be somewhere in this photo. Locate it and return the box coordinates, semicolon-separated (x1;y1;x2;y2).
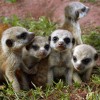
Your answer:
0;26;34;92
47;29;75;86
22;36;51;88
72;44;98;83
61;2;89;45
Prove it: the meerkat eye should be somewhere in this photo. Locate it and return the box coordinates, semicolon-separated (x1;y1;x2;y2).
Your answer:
64;37;70;44
81;7;86;12
6;39;14;47
82;58;91;65
17;32;27;39
53;36;59;43
73;56;77;62
32;45;39;51
44;44;50;51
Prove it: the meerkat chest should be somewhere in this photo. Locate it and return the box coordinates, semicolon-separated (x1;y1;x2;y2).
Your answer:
7;54;22;70
49;52;69;68
53;67;66;77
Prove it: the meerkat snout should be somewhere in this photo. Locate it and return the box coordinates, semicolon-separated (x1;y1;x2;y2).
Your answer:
78;6;90;19
58;41;64;46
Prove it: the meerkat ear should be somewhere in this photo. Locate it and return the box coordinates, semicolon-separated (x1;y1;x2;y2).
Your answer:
94;53;98;61
6;39;13;47
25;42;32;50
72;38;75;45
75;11;79;21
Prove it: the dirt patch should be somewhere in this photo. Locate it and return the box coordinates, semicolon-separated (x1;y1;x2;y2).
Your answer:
0;0;100;28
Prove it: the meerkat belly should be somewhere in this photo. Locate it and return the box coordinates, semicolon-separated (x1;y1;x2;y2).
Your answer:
7;54;21;70
53;66;66;77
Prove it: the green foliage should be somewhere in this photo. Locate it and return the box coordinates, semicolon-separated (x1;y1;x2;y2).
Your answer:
91;74;100;84
82;31;100;51
0;15;56;36
5;0;17;3
0;15;100;99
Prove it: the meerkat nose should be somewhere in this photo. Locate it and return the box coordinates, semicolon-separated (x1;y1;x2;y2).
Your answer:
39;50;46;55
58;41;64;46
86;7;90;12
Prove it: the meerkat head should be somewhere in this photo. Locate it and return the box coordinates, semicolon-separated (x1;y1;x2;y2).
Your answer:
25;36;51;59
65;2;89;22
72;44;98;72
1;26;34;53
49;29;75;52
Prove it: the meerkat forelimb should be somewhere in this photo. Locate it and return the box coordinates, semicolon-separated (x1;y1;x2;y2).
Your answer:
61;2;89;45
48;29;75;86
0;26;34;92
72;44;98;83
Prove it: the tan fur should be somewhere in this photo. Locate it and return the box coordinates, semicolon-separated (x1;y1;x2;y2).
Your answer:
47;29;74;86
60;2;89;45
0;26;34;92
72;44;98;83
29;57;49;88
22;36;51;88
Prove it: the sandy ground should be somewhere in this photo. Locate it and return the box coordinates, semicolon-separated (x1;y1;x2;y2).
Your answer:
0;0;100;28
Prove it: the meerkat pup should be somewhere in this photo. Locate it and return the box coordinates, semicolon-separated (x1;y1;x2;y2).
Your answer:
22;36;51;88
72;44;98;83
48;29;75;86
61;2;89;44
0;26;34;92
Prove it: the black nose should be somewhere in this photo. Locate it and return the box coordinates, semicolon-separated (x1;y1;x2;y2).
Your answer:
58;42;64;46
87;8;90;13
39;50;46;55
77;64;84;70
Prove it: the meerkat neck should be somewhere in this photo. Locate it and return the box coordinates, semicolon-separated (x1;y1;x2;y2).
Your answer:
52;48;70;54
63;18;80;33
2;47;22;58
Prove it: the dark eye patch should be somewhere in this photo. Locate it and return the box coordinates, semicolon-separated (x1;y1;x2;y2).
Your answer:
73;56;77;62
64;37;70;44
32;45;39;51
82;58;91;65
6;39;14;47
53;36;59;43
44;44;50;51
17;32;27;39
81;7;86;12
